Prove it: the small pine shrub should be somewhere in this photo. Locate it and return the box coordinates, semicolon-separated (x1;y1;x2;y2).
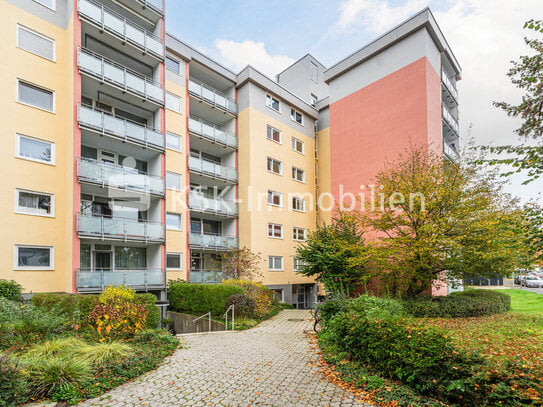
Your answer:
0;280;23;302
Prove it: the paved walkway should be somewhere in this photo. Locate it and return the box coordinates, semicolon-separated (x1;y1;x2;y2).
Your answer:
80;310;370;407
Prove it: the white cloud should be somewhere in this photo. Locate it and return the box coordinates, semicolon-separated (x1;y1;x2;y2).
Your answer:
214;39;295;78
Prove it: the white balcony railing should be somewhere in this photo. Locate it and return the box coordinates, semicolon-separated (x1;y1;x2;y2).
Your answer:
188;156;238;183
444;141;459;160
188;192;238;217
188;233;238;250
188;270;223;284
77;158;165;196
78;0;164;58
188;78;237;115
76;268;166;291
442;104;459;134
78;105;164;150
441;69;458;102
77;213;165;242
78;48;165;105
188;116;237;149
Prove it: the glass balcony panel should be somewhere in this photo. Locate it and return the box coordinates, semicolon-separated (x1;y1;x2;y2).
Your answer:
103;272;126;287
126;71;146;94
125;120;146;142
79;215;102;234
78;106;102;129
147;223;165;240
202;122;215;138
146;128;164;147
188;80;201;96
214;94;227;110
102;114;125;136
125;220;145;238
102;217;121;237
147;36;163;57
125;24;145;47
77;269;166;290
188;270;222;283
146;0;164;13
79;50;102;74
78;271;102;289
146;269;165;285
103;60;125;86
147;82;164;103
103;8;124;34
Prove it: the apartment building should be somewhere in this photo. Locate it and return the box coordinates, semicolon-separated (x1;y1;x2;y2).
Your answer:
0;2;460;307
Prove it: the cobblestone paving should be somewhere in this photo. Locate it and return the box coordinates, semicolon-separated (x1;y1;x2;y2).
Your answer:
80;310;371;407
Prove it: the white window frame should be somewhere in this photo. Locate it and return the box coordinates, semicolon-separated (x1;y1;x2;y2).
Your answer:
166;171;182;190
16;24;56;62
17;79;56;113
294;257;307;272
266;125;282;144
290;108;304;126
266;94;281;113
166;132;182;152
267;223;283;239
14;188;55;217
267;157;282;175
166;92;182;113
166;212;182;230
165;56;181;75
267;190;283;207
310;94;318;107
293;227;306;241
268;255;284;271
14;244;54;271
292;197;306;213
292;167;305;183
291;137;304;154
15;134;56;165
32;0;56;11
166;252;183;270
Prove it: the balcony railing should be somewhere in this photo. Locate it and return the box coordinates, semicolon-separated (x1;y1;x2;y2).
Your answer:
77;158;165;196
188;116;237;149
78;47;165;105
188;270;223;284
188;156;238;183
78;105;164;150
441;68;458;102
188;192;238;217
76;268;166;292
444;141;459;161
188;78;237;115
77;213;165;242
188;233;238;250
78;0;164;59
442;104;459;134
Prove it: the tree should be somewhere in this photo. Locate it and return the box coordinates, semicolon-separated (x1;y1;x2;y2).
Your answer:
295;214;368;295
357;148;529;297
219;246;263;280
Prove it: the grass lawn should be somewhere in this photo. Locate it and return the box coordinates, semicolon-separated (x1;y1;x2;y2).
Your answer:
500;288;543;313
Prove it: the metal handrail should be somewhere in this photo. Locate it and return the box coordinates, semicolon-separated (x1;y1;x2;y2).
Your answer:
75;268;166;291
442;104;459;134
192;311;212;332
188;156;238;183
134;0;164;15
188;78;237;114
224;305;235;331
188;192;238;216
441;68;458;101
188;115;237;149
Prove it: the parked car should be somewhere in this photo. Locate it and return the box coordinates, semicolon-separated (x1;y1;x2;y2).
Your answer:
515;275;527;285
523;276;543;288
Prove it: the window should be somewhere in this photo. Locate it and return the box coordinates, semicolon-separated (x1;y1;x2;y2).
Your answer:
166;172;181;190
16;134;55;164
32;0;55;10
166;253;182;270
166;93;181;112
267;190;282;207
291;137;304;154
290;108;303;125
292;167;305;182
268;223;283;239
165;56;180;75
293;227;306;241
15;189;54;217
14;245;54;270
17;25;55;61
294;257;306;272
292;197;306;212
267;157;282;175
166;213;181;230
266;125;281;143
17;80;55;112
268;256;284;271
310;94;318;107
310;61;318;83
266;94;280;112
166;132;181;151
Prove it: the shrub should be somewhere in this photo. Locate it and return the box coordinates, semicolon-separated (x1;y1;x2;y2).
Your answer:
222;280;273;317
0;280;23;302
88;302;148;341
133;329;179;348
137;293;160;328
225;294;256;317
0;354;29;407
82;342;134;368
317;296;349;323
168;282;243;315
404;289;511;318
24;338;87;359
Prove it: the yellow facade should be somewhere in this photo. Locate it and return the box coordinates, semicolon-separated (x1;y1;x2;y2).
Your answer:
0;2;74;293
316;126;332;225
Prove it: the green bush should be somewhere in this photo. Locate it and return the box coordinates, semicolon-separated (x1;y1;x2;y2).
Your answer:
0;354;29;407
0;280;23;302
168;282;244;315
225;294;256;317
318;295;404;325
82;342;134;368
137;293;160;328
24;338;87;359
403;289;511;318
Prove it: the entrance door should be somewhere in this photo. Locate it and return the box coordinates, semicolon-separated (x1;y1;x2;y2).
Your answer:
94;251;112;271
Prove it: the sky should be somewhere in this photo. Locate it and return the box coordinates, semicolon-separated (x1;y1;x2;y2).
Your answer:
166;0;543;204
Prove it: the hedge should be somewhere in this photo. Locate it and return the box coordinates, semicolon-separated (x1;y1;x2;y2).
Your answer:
403;289;511;318
31;292;160;328
168;282;244;316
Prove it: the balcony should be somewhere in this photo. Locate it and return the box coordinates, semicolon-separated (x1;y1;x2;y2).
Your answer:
78;105;164;150
78;0;164;59
188;233;238;251
188;78;237;115
188;270;223;284
78;47;165;106
76;268;166;292
188;192;238;217
77;213;165;242
116;0;164;18
188;156;238;183
188;116;237;149
77;158;165;196
442;104;459;135
441;69;458;104
444;141;459;161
